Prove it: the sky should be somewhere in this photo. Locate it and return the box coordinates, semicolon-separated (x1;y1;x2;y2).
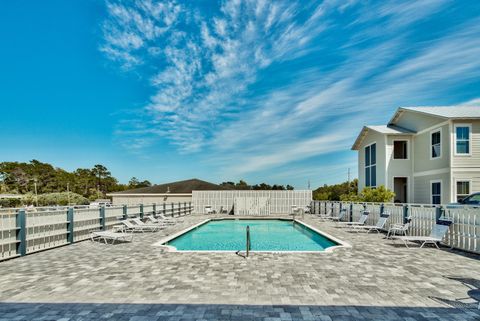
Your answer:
1;0;480;189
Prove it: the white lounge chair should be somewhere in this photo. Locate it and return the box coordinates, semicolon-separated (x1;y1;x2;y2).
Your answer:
337;210;369;227
90;230;133;244
158;213;184;223
205;206;215;214
328;208;348;222
132;218;166;229
387;217;411;238
352;212;390;233
146;215;176;225
122;219;161;232
391;219;452;248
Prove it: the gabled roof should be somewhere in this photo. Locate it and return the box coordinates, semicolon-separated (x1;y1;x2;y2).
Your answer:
109;178;232;195
351;125;415;150
389;106;480;124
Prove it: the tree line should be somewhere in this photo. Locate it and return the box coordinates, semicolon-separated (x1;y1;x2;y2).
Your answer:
0;160;151;202
219;180;294;191
313;179;395;202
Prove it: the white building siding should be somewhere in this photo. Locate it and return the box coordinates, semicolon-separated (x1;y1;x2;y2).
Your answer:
451;120;480;168
413;173;450;204
413;123;450;173
357;130;386;192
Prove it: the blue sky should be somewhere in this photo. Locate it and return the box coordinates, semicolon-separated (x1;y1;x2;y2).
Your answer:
1;0;480;189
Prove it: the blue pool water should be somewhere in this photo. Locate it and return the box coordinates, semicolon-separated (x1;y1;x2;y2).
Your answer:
165;219;338;251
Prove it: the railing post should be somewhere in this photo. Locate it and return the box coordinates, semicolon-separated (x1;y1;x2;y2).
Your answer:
152;203;156;215
403;204;409;224
16;209;27;257
339;202;342;213
184;202;187;216
178;202;181;216
139;204;144;219
330;202;334;214
189;202;192;215
67;207;74;244
349;202;353;222
123;205;128;220
163;202;166;216
171;202;174;217
100;206;106;231
435;206;443;222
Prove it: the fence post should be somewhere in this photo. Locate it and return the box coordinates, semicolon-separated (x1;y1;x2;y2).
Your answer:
139;204;144;219
184;202;187;216
435;206;443;222
67;207;74;244
123;205;128;220
339;202;342;213
16;209;27;257
189;202;192;214
171;202;174;217
330;202;334;214
163;203;166;216
100;206;106;231
380;203;385;214
349;202;353;222
403;204;409;224
153;203;156;215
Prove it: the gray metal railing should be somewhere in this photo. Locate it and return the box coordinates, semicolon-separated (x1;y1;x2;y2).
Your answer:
311;200;480;254
0;202;193;261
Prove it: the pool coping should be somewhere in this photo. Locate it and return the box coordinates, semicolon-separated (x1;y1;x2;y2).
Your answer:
153;217;351;253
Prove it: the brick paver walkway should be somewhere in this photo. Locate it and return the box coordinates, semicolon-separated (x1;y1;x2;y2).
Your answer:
1;214;479;320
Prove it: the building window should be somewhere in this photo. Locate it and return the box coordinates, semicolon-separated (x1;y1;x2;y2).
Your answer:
431;181;441;205
431;130;441;159
455;125;471;155
365;143;376;187
456;181;470;202
393;140;408;159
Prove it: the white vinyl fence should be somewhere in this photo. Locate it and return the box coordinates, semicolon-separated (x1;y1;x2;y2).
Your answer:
312;200;480;254
0;202;193;261
193;190;312;215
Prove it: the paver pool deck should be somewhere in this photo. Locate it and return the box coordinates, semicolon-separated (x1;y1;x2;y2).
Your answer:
0;214;479;320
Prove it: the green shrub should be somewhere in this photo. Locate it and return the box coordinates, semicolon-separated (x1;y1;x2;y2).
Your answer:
340;186;395;203
22;192;89;206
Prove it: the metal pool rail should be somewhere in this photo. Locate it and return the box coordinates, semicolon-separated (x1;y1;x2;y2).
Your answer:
311;200;480;254
0;202;193;261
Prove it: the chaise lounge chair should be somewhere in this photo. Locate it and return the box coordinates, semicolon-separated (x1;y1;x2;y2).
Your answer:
337;210;370;227
122;219;161;232
90;230;133;244
146;215;176;225
386;216;412;238
391;219;452;248
351;212;390;233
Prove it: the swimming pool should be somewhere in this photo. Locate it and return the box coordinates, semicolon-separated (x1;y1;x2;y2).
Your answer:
158;219;347;252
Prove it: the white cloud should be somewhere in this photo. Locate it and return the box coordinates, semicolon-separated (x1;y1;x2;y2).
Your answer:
101;0;480;182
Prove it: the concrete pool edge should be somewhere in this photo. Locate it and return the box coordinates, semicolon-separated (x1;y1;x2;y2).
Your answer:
152;217;352;253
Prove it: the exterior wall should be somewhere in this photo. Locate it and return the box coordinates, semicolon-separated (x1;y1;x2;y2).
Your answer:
451;120;480;168
111;194;192;206
357;130;387;192
450;170;480;202
413;122;450;172
192;190;312;214
413;172;450;204
386;135;413;202
394;110;445;132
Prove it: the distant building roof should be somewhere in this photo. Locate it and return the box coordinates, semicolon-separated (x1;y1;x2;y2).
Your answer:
351;125;415;150
390;106;480;124
108;178;232;195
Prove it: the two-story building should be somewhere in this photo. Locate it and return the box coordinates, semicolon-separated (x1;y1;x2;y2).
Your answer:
352;106;480;204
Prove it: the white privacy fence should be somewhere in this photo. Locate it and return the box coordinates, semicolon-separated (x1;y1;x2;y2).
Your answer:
312;200;480;254
193;190;312;215
0;202;193;261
